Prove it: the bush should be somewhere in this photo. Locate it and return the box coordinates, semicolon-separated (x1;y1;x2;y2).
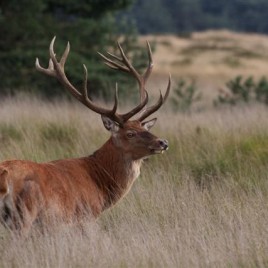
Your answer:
214;75;268;106
171;78;202;112
0;0;143;101
214;76;254;106
255;77;268;105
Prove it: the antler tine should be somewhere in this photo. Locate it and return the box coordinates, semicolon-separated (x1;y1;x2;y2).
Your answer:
83;56;146;123
79;63;119;120
116;42;141;82
98;52;130;73
107;52;122;62
138;75;171;122
113;83;119;114
59;40;70;67
48;36;70;69
163;74;171;102
98;44;143;86
98;42;156;115
46;36;82;100
35;57;56;78
36;37;123;124
143;41;154;85
37;37;168;126
122;91;149;122
82;64;89;99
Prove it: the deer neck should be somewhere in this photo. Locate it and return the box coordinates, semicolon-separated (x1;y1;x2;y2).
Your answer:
88;138;143;209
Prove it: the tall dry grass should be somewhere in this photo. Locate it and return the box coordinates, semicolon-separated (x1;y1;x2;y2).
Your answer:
0;96;268;267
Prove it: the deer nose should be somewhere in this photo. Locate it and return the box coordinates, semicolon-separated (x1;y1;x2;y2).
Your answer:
158;139;168;150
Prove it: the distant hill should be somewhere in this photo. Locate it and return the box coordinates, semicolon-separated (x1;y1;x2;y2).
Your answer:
140;30;268;79
138;30;268;98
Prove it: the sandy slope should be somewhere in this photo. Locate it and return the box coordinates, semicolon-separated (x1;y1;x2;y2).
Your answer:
139;30;268;96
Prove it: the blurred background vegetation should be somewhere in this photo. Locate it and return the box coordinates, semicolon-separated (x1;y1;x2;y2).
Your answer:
1;0;268;99
122;0;268;34
0;0;139;99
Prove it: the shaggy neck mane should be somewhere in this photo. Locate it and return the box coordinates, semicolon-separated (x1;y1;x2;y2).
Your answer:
86;138;143;209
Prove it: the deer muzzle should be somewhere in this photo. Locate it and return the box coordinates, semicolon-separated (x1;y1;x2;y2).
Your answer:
149;138;169;154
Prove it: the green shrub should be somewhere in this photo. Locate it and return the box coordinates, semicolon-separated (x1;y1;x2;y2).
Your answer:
214;76;254;106
171;78;202;112
255;77;268;105
215;76;268;106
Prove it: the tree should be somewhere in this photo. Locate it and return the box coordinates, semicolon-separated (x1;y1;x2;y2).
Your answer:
0;0;140;99
119;0;268;34
122;0;175;34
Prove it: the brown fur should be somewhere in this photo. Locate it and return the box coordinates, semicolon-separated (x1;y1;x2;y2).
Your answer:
0;120;168;232
1;38;170;233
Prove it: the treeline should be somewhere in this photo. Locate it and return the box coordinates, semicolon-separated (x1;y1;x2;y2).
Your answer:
0;0;143;99
121;0;268;34
1;0;268;98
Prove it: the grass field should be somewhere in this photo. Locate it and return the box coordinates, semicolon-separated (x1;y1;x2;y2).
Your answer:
1;30;268;267
0;94;268;267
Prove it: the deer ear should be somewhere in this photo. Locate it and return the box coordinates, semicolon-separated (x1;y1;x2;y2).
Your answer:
142;118;157;130
101;115;119;133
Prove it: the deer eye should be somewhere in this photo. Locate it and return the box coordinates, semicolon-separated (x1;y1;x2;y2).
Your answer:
126;132;136;138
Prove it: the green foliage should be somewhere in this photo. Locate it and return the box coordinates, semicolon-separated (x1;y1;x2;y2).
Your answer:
160;124;268;191
39;122;78;158
227;76;254;103
171;78;202;112
0;0;143;100
214;76;268;106
119;0;175;34
119;0;268;34
40;123;77;144
238;134;268;164
0;124;22;144
255;77;268;105
2;98;268;267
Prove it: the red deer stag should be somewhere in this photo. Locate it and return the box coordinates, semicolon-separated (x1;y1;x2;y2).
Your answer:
0;37;170;232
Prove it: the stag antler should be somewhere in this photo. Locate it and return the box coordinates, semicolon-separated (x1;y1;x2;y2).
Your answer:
36;37;148;126
98;41;171;121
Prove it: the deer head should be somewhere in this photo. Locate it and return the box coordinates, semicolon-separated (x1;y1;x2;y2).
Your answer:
36;37;171;161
